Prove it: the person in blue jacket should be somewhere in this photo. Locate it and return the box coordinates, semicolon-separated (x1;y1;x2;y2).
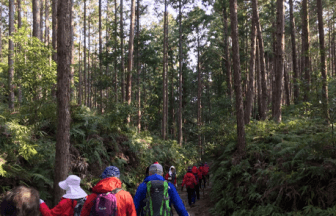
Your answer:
134;163;189;216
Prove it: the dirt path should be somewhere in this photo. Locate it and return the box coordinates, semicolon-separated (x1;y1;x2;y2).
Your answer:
175;182;213;216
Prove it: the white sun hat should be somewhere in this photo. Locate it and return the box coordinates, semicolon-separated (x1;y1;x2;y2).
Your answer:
58;175;87;199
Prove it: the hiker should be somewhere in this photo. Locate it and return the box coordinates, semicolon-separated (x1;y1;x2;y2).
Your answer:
165;165;177;187
181;167;197;207
80;166;136;216
133;163;189;216
203;162;210;187
198;163;205;189
0;186;40;216
39;175;88;216
191;165;200;200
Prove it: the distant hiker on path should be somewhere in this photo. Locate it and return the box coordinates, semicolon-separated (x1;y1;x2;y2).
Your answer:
39;175;87;216
191;165;200;200
165;165;177;187
0;186;40;216
80;166;136;216
134;163;189;216
181;167;198;208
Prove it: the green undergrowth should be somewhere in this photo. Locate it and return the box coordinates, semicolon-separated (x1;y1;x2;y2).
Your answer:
209;102;336;215
0;102;198;201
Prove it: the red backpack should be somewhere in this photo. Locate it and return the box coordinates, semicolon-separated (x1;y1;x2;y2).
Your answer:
204;164;209;175
185;174;195;189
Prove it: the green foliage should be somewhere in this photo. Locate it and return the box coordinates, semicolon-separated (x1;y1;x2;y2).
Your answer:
210;102;336;215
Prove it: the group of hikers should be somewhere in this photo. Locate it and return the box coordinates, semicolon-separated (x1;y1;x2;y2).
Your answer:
0;161;209;216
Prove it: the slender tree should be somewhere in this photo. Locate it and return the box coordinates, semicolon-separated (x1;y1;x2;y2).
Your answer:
252;0;267;120
33;0;41;39
8;0;14;109
114;0;118;102
223;6;232;100
137;0;141;132
84;0;87;106
197;25;202;156
40;0;44;41
302;0;310;101
0;3;2;61
162;0;168;139
99;0;103;112
45;0;49;45
126;0;136;123
317;0;330;121
178;0;183;145
79;38;82;105
52;0;57;62
230;0;246;154
273;0;284;122
54;0;71;205
245;18;256;124
18;0;22;104
121;0;125;102
289;0;299;103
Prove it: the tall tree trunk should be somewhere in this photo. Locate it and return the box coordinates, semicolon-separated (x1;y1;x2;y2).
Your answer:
317;0;330;122
0;4;2;61
83;0;87;106
78;39;82;105
40;0;44;41
256;39;262;119
178;0;183;146
245;18;256;124
251;0;267;120
33;0;41;39
99;0;103;113
114;0;118;102
120;0;125;102
302;0;310;101
8;0;14;109
284;61;290;105
127;0;136;123
289;0;299;103
52;0;57;63
273;0;284;122
230;0;246;155
137;0;141;132
223;6;232;100
18;0;22;104
45;0;49;45
88;16;91;108
54;0;71;205
162;0;168;139
197;26;202;156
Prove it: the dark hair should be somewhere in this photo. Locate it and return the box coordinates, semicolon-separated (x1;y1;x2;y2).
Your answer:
0;186;40;216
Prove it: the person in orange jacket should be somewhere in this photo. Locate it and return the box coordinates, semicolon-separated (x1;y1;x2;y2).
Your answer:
181;167;198;207
165;166;177;187
39;175;88;216
80;166;136;216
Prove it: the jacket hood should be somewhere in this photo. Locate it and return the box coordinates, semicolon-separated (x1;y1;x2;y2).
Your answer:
143;174;165;182
92;177;122;193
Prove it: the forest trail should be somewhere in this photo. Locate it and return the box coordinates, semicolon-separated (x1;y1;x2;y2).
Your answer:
176;182;213;216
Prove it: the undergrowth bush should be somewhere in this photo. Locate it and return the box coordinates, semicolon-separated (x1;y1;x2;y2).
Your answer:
0;102;199;201
210;102;336;215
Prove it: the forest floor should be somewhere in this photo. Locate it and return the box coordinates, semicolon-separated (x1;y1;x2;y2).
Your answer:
176;181;213;216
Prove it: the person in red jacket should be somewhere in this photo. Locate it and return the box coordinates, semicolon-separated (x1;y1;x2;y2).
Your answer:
80;166;136;216
165;166;177;187
181;167;197;207
191;165;200;200
39;175;88;216
198;163;205;189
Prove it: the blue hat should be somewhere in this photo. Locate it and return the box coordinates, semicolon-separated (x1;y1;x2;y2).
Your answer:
100;166;120;179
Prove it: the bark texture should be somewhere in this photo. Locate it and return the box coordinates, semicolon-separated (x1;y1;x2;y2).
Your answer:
289;0;299;103
8;0;14;109
230;0;246;154
54;0;71;205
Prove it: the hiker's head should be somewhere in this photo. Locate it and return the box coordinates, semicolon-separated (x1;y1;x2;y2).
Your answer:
101;166;121;179
59;175;87;199
149;163;163;176
0;186;40;216
187;167;192;172
170;166;175;173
